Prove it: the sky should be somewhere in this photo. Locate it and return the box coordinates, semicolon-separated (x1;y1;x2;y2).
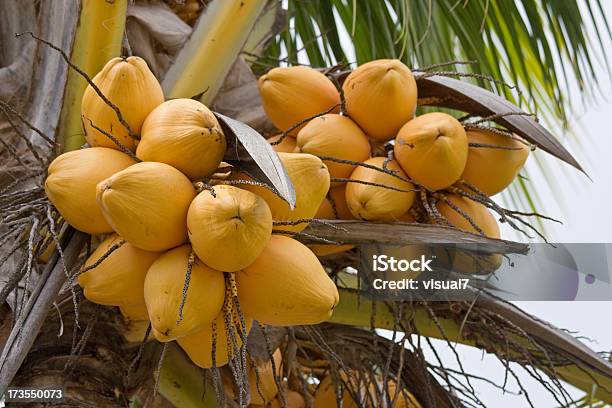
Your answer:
279;2;612;406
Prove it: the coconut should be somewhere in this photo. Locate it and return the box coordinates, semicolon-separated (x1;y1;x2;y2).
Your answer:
343;59;417;142
144;244;225;341
187;185;272;272
44;147;134;234
435;194;501;274
436;194;499;237
96;161;196;251
314;372;360;408
238;152;330;233
81;56;164;150
268;134;297;153
178;310;253;368
345;157;416;221
387;381;423;408
258;66;340;135
310;186;355;256
119;303;149;321
236;235;339;326
269;391;305;408
394;112;468;191
295;114;371;182
78;234;161;306
136;98;226;180
461;129;530;196
248;348;283;405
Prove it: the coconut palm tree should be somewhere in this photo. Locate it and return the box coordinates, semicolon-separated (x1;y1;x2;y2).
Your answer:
0;0;610;407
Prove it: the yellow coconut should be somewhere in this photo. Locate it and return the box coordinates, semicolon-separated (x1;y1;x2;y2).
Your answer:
96;161;195;251
136;98;226;180
345;157;416;221
461;129;530;196
314;373;360;408
248;348;283;405
178;310;253;368
295;114;371;181
310;186;355;256
387;381;422;408
144;244;225;341
315;374;421;408
236;235;339;326
119;303;149;321
81;56;164;150
187;185;272;272
268;134;297;153
396;211;416;223
395;112;468;191
78;234;161;306
238;152;330;233
123;319;156;343
435;194;501;274
269;391;306;408
258;66;340;135
44;147;134;234
343;59;417;142
436;194;499;237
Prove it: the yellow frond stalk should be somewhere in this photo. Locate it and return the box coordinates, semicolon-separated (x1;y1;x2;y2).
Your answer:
162;0;267;105
59;0;127;152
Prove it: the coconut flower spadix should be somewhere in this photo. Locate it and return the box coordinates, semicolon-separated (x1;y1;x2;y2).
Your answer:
45;147;134;234
136;98;226;180
258;66;340;135
78;234;161;307
345;157;416;222
144;245;225;341
394;112;468;191
343;59;417;142
238;152;330;233
295;114;371;181
236;235;339;326
178;310;253;368
81;56;164;150
187;185;272;272
461;129;530;196
96;161;195;251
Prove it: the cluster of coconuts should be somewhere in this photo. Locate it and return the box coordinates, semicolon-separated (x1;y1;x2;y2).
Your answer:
258;60;531;254
44;56;340;374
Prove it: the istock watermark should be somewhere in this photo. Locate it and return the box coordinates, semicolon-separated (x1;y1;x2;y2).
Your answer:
356;243;612;301
372;254;434;272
